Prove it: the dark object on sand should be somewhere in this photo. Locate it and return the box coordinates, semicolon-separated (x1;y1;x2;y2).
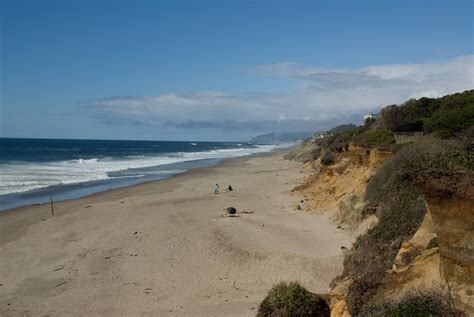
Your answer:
228;185;233;192
226;207;237;214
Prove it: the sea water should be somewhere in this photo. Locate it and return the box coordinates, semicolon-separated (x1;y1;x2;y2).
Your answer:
0;138;289;211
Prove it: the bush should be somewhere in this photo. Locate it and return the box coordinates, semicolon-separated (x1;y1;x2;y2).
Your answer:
347;274;384;317
381;104;405;131
329;124;358;134
424;103;474;139
321;152;335;165
353;128;396;147
258;282;330;317
430;151;474;171
427;236;439;249
382;90;474;138
361;290;464;317
364;140;464;206
325;126;363;150
346;181;426;315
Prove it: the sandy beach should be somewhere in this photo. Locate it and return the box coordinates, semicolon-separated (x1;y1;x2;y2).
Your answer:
0;153;350;316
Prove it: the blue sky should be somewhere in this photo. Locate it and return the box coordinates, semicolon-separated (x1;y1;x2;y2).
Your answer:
1;0;473;141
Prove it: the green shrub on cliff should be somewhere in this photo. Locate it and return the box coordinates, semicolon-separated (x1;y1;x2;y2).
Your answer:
430;150;474;171
427;237;439;249
320;152;335;165
258;281;330;317
353;128;396;147
329;124;358;134
380;90;474;138
346;180;426;315
364;140;466;205
361;290;464;317
424;104;474;139
326;126;362;150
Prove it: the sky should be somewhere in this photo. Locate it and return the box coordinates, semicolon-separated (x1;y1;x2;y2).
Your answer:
1;0;473;141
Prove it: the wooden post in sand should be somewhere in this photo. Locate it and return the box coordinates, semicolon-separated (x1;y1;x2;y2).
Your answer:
50;197;54;216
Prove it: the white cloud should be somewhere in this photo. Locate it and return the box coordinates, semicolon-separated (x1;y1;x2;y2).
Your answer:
81;55;473;133
246;61;326;77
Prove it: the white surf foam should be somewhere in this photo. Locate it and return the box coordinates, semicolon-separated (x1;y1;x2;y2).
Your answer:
0;144;289;195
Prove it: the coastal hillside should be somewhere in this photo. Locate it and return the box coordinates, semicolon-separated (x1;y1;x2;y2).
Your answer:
280;90;473;316
250;132;315;144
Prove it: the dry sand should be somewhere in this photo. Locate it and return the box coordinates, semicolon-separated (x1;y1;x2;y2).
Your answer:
0;153;350;316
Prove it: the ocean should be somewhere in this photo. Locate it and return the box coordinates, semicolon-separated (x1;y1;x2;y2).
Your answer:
0;138;289;211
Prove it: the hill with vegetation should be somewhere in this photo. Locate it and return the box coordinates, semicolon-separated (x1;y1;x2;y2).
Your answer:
264;90;473;316
380;90;474;138
250;132;315;144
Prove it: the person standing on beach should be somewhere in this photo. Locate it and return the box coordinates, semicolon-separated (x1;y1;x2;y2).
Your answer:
214;183;220;194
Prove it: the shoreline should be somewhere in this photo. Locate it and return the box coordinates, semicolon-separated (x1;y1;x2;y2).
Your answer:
0;152;280;247
0;151;349;316
0;148;290;213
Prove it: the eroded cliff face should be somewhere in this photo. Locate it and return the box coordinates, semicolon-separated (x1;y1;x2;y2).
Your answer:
295;144;390;233
411;171;474;312
326;170;473;316
293;144;393;317
344;144;393;169
291;142;473;315
284;137;322;163
370;209;441;307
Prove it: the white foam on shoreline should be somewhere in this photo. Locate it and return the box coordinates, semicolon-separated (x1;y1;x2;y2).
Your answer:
0;144;289;195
